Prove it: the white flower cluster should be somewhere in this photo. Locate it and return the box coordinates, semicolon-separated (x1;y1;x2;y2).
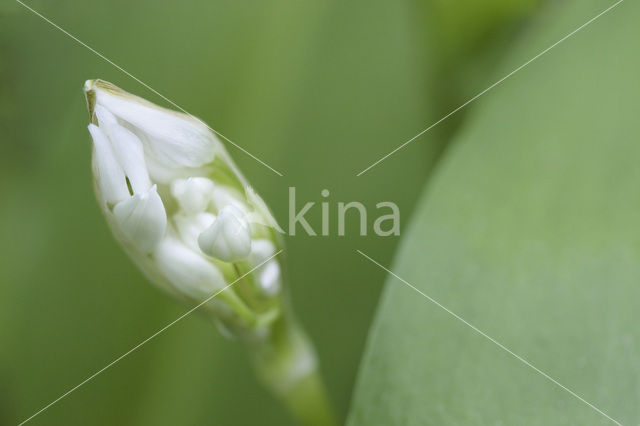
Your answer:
85;80;283;334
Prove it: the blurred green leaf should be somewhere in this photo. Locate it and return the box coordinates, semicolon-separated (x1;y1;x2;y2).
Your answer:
348;1;640;424
423;0;539;61
409;0;542;133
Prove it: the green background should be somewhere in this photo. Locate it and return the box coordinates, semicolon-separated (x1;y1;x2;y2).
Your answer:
1;0;635;425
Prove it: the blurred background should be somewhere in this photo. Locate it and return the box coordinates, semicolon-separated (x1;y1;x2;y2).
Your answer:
0;0;551;424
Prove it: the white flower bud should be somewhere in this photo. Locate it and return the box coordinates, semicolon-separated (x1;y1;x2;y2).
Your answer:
82;80;331;419
171;177;215;215
85;79;285;337
113;185;167;253
154;236;225;299
173;211;216;252
198;205;252;262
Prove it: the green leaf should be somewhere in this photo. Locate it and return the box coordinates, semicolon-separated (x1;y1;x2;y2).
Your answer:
348;1;640;424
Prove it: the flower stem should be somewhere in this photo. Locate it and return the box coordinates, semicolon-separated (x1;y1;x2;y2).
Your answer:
248;312;337;426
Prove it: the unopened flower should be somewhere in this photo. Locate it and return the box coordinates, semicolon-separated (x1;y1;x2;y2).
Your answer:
84;79;283;336
198;205;252;262
83;80;335;425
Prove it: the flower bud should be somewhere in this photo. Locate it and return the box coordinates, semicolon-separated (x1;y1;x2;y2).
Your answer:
171;177;215;215
84;79;284;337
155;236;226;299
84;81;335;424
198;205;252;262
112;185;167;254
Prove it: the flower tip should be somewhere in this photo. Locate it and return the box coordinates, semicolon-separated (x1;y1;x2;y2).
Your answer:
83;79;96;93
84;79;127;121
84;78;113;93
84;80;97;121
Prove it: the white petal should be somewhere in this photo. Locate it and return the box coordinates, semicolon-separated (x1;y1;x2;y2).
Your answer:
173;211;216;252
171;177;215;214
142;153;194;185
154;236;225;299
95;105;151;193
88;124;129;204
94;89;217;169
210;185;249;215
198;205;251;262
113;185;167;253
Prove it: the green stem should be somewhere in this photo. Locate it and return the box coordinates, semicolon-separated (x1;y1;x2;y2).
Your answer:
248;313;337;426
